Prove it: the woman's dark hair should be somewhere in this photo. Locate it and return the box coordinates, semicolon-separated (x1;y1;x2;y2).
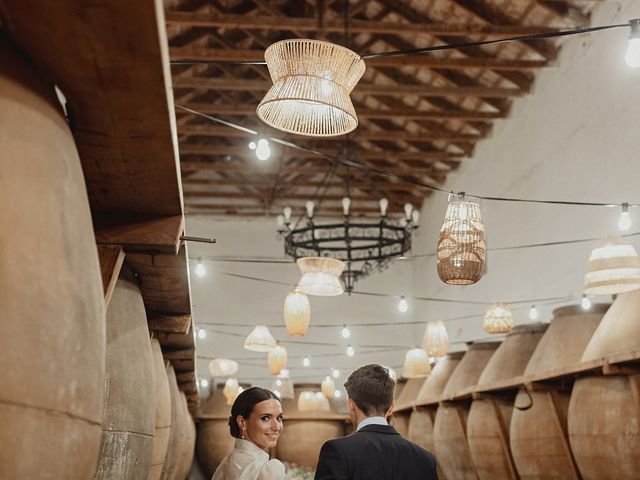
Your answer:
228;387;280;438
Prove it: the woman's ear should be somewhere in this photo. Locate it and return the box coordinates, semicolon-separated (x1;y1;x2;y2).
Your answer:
237;415;246;430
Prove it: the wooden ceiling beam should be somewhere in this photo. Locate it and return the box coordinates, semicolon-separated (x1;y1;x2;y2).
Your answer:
165;11;563;38
172;76;527;98
184;204;394;216
182;177;444;188
184;191;422;202
178;102;503;121
170;47;548;70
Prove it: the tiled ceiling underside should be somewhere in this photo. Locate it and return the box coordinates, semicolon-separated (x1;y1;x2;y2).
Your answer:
166;0;596;217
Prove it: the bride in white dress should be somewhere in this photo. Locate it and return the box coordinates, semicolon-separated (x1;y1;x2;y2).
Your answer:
212;387;287;480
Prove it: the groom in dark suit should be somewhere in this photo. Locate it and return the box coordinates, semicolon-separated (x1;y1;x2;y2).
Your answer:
314;364;438;480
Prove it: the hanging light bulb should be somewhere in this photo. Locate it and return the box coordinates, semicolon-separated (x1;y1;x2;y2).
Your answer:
529;305;539;321
411;210;420;226
283;206;292;224
195;260;206;278
200;378;209;389
379;198;389;217
625;19;640;68
248;140;257;150
334;390;342;399
197;327;207;340
582;294;592;310
342;197;351;216
305;200;315;218
302;356;310;367
618;203;631;232
398;296;409;313
346;345;354;357
276;214;285;229
404;203;413;220
341;325;351;339
255;138;271;161
321;376;336;398
332;368;340;378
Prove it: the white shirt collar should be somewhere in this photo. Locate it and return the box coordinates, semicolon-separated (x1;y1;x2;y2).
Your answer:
356;416;388;431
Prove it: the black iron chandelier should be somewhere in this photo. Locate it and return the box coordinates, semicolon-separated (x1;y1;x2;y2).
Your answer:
277;197;419;293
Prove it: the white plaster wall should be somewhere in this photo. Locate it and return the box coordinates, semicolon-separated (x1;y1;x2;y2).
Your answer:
412;0;640;346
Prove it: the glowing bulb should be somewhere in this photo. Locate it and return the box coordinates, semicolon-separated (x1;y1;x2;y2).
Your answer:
341;325;351;339
195;261;206;278
411;210;420;225
342;197;351;216
346;345;354;357
334;390;342;399
379;198;389;216
398;296;409;313
618;203;631;231
306;201;315;218
303;356;310;367
404;203;413;220
332;368;340;378
248;141;257;150
529;305;539;321
276;379;283;387
276;214;285;228
200;378;209;388
255;138;271;161
582;295;592;310
197;328;207;339
626;38;640;68
283;206;292;223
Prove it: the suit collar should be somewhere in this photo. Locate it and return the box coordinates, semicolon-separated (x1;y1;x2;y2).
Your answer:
358;424;400;435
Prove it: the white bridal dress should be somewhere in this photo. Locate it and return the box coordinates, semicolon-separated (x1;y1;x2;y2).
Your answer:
212;438;286;480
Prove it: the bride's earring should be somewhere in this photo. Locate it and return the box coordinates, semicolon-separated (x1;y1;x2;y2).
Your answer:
241;428;246;439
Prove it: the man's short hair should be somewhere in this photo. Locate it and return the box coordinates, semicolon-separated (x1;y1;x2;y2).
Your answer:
344;364;395;416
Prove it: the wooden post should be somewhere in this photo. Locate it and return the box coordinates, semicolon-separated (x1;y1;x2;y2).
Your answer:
546;391;581;480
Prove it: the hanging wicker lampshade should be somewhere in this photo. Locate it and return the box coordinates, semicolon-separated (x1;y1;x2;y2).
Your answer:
296;257;345;296
422;320;449;357
321;376;336;398
268;344;288;375
208;358;239;377
244;325;277;352
437;194;486;285
223;377;239;402
272;369;295;399
226;385;244;406
483;303;513;334
584;236;640;295
257;39;366;137
403;348;431;378
315;392;331;412
283;291;311;336
298;391;318;412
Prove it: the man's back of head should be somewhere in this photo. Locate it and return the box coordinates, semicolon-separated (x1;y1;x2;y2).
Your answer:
344;364;395;418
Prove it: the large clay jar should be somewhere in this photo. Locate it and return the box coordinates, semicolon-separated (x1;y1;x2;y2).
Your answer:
568;291;640;479
148;339;172;480
95;273;156;479
434;342;500;480
466;324;547;480
174;392;196;480
161;366;181;480
276;385;346;469
0;35;106;480
392;377;424;437
510;305;606;479
197;386;235;478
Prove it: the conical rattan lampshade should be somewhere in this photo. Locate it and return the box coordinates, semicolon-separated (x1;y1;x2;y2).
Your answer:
298;391;317;412
315;392;331;412
584;236;640;295
268;344;288;375
208;358;239;377
296;257;345;296
223;377;239;405
403;348;431;378
257;39;366;137
321;376;336;398
244;325;277;352
422;320;449;357
283;291;311;336
437;195;486;285
483;303;513;334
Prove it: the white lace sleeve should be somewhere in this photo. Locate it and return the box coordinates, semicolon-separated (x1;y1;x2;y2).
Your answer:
257;459;286;480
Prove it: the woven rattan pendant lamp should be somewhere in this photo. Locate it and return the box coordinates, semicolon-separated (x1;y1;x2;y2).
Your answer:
483;303;513;334
208;358;239;377
257;39;366;137
422;321;449;357
283;291;311;336
403;348;431;378
244;325;277;352
296;257;345;296
584;236;640;295
268;344;288;375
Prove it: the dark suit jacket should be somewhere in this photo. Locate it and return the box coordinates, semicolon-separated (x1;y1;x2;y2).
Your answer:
314;424;438;480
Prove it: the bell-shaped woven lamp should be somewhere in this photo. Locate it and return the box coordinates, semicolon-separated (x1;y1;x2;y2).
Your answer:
244;325;277;352
483;303;513;334
208;358;239;377
437;195;486;285
422;320;449;357
403;348;431;378
584;236;640;295
268;344;288;375
296;257;345;296
283;291;311;336
315;392;331;412
257;39;366;137
321;376;336;398
223;377;239;404
298;391;318;412
226;385;243;406
276;369;295;399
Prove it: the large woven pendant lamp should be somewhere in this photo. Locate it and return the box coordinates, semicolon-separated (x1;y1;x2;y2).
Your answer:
315;392;331;412
403;348;431;378
272;369;294;399
223;377;239;405
244;325;277;352
283;291;311;336
208;358;239;377
321;376;336;398
268;344;288;375
437;194;486;285
483;303;513;334
584;236;640;295
257;39;366;137
298;391;318;412
422;321;449;357
296;257;345;296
